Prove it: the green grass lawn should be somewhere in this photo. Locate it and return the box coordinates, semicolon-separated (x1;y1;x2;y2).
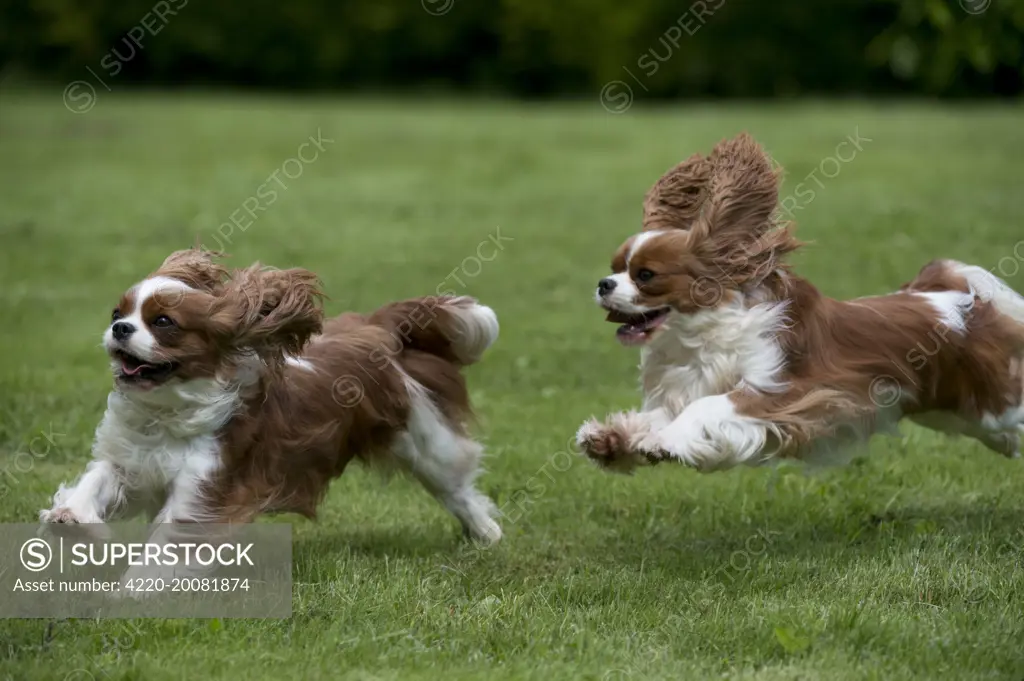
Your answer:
2;92;1024;680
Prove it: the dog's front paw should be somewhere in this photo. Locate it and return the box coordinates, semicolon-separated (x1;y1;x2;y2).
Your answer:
39;508;110;540
576;419;650;474
39;507;81;524
635;434;674;465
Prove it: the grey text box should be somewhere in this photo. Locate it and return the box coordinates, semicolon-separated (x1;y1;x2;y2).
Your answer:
1;523;292;618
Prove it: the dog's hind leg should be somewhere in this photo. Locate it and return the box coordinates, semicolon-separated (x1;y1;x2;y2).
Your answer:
911;411;1021;458
392;377;502;544
977;405;1024;458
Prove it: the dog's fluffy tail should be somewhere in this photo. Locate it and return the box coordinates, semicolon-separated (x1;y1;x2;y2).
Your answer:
368;295;499;366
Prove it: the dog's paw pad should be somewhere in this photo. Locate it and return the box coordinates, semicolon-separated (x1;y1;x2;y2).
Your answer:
40;508;80;524
577;421;648;474
577;424;621;458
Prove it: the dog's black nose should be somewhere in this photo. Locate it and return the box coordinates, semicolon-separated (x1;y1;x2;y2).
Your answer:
597;278;617;297
111;321;136;342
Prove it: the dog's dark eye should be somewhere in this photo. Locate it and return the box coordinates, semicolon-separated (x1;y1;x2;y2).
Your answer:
111;308;122;322
152;315;175;328
636;268;656;283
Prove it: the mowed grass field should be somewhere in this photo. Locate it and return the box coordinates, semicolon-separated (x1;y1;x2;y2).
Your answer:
2;92;1024;680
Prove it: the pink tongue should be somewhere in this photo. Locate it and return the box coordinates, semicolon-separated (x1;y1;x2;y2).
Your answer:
616;326;647;345
121;361;152;376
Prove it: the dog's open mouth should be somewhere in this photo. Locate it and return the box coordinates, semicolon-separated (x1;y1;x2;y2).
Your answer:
112;349;179;387
605;308;670;346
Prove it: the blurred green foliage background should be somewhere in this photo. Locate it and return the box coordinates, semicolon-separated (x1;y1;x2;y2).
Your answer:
1;0;1022;97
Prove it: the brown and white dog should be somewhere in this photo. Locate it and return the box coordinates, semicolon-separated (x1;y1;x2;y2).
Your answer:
577;133;1024;473
40;249;502;544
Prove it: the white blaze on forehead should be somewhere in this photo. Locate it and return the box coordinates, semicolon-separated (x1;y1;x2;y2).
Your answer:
627;230;670;265
105;277;195;361
128;276;194;315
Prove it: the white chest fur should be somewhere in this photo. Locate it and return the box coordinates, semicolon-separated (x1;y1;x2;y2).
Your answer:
639;300;790;417
94;380;240;492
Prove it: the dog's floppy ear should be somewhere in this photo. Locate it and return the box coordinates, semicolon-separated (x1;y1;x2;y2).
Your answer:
693;133;782;240
690;133;802;289
210;264;324;363
154;248;228;293
642;152;714;231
